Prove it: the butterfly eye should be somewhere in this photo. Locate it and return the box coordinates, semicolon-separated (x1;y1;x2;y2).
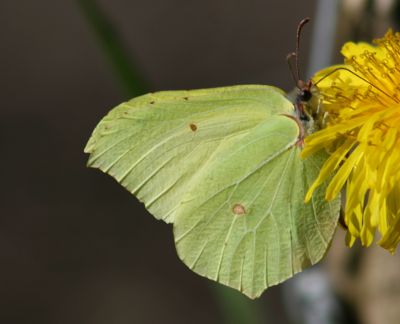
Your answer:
300;89;312;102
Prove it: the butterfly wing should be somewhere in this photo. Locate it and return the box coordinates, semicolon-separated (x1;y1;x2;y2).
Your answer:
85;84;340;298
85;85;293;223
173;124;339;298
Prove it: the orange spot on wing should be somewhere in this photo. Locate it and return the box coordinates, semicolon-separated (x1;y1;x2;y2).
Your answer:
232;203;246;215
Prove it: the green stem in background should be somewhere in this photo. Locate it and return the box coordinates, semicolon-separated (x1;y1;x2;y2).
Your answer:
77;0;147;97
77;1;263;323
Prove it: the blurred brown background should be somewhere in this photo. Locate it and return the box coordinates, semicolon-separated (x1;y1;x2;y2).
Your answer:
1;1;317;323
3;1;400;323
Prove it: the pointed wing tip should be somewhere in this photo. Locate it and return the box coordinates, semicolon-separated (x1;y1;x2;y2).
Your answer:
83;145;91;154
241;290;262;299
83;135;96;154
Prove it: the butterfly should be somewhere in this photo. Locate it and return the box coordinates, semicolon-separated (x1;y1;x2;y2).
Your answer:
84;18;340;298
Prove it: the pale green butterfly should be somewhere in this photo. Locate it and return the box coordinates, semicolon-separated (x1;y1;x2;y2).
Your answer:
84;19;340;298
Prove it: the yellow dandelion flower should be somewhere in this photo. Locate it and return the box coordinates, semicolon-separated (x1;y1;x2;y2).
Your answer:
302;30;400;253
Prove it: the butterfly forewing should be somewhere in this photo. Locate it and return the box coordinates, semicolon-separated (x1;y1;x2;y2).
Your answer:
85;85;293;223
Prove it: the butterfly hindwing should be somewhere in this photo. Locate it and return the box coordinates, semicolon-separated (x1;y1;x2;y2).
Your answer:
173;117;339;298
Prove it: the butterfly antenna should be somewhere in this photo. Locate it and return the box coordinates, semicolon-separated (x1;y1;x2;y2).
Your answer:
314;66;397;103
286;52;298;85
295;17;310;84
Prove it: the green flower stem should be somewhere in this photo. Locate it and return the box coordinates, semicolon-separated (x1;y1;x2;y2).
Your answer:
77;0;147;97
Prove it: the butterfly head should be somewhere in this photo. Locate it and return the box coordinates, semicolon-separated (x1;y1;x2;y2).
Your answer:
297;79;312;102
286;18;327;135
